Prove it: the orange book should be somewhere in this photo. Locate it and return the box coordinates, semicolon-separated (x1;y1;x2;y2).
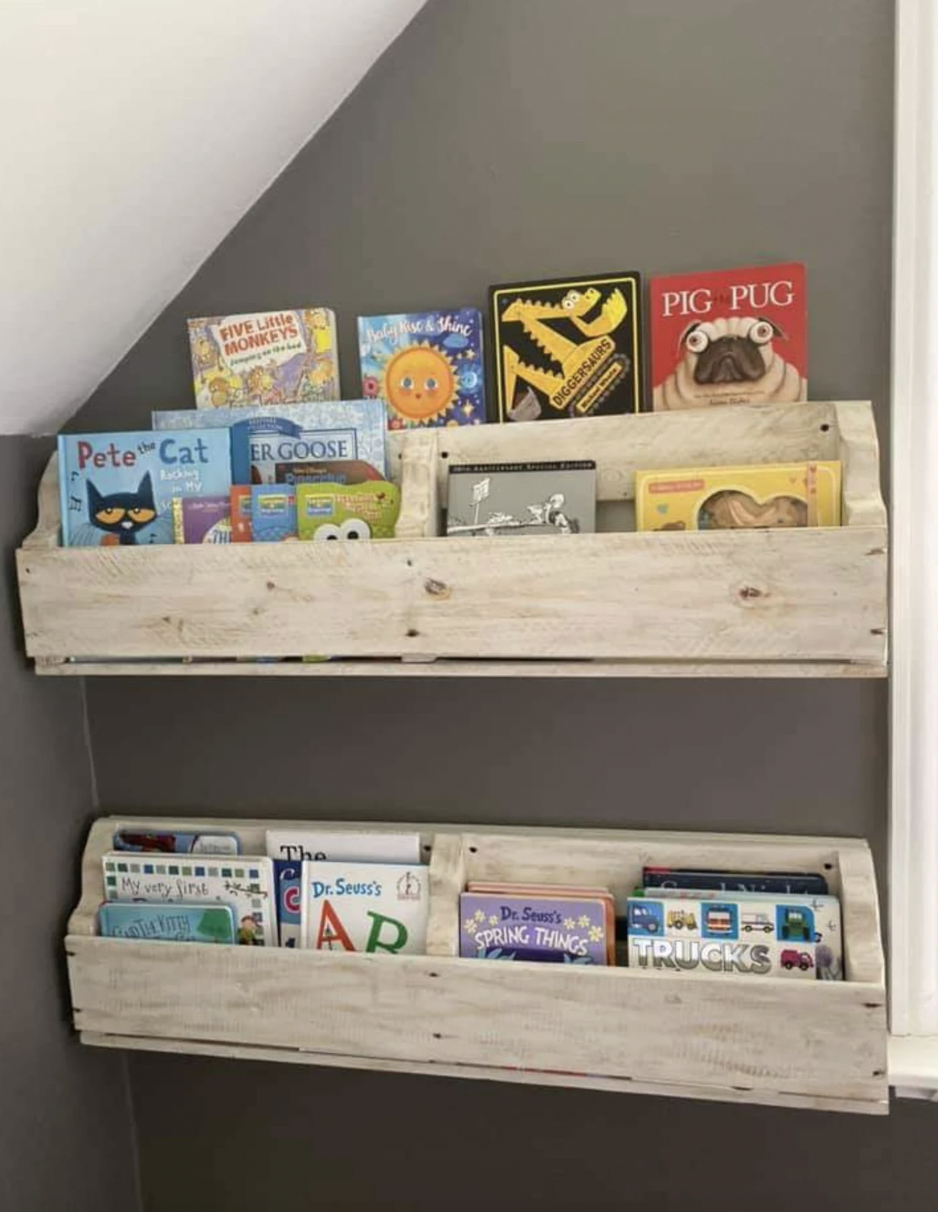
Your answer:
230;485;252;542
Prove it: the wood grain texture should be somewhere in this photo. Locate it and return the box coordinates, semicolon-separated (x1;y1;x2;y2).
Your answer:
20;450;60;550
834;401;888;527
393;428;441;538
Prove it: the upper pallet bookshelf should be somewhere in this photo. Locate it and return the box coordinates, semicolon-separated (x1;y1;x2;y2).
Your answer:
16;401;887;678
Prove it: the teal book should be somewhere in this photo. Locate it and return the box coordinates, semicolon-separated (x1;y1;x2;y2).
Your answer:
251;484;297;542
97;902;237;943
58;430;231;547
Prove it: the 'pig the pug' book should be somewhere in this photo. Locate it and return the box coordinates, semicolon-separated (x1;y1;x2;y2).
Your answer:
58;431;232;547
299;861;429;954
649;263;807;410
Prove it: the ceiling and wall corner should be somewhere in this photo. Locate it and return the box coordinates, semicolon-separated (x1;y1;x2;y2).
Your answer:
0;0;427;437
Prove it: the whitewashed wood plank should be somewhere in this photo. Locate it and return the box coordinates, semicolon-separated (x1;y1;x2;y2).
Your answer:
80;1030;888;1115
426;833;467;957
834;401;888;527
20;450;60;550
393;428;441;538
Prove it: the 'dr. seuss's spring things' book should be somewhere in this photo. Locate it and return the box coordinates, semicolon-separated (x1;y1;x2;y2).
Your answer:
459;892;611;963
188;308;339;409
649;263;807;410
357;309;485;429
299;861;429;954
490;273;643;422
58;431;232;547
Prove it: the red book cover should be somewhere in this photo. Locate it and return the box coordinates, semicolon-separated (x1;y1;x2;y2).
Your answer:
649;263;807;411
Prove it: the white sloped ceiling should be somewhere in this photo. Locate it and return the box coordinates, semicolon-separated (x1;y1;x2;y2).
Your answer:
0;0;427;434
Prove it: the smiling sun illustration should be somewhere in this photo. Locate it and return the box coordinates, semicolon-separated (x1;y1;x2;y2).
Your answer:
382;343;458;423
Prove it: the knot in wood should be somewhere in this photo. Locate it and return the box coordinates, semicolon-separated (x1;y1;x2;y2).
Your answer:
738;585;764;602
424;578;450;599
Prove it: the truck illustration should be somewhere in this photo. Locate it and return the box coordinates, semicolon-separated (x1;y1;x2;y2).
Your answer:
781;949;815;972
704;907;734;936
666;908;698;931
741;912;773;934
628;902;663;934
780;907;812;942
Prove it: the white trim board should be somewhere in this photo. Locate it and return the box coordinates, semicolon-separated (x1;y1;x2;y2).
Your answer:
890;1036;938;1100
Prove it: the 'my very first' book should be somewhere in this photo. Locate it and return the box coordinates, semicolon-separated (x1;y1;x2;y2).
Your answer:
58;431;231;547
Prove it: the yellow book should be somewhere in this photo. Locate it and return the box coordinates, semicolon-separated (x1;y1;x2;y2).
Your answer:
635;461;842;532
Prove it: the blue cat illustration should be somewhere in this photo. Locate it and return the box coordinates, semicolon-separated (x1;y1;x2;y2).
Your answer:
87;473;158;546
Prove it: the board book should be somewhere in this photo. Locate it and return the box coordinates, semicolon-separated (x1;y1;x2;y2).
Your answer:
102;853;277;946
171;495;231;544
357;308;486;429
97;902;237;944
230;486;252;541
642;868;828;895
635;461;841;532
296;481;400;541
299;861;429;954
58;430;231;547
447;461;596;537
274;459;383;486
250;485;296;542
266;830;421;864
649;262;807;410
490;272;643;422
273;859;302;948
460;891;612;963
188;308;339;409
153;401;387;484
113;829;241;855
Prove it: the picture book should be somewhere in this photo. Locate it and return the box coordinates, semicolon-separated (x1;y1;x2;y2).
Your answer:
230;486;252;542
273;859;302;948
447;461;596;537
113;829;241;856
102;852;277;946
58;431;232;547
357;308;486;429
266;830;421;864
300;861;429;954
250;485;296;542
635;461;842;532
171;495;231;544
97;902;237;944
296;481;400;541
642;868;829;895
626;892;843;980
188;308;339;409
460;892;611;963
153;401;387;484
489;272;643;422
649;263;807;410
275;460;383;486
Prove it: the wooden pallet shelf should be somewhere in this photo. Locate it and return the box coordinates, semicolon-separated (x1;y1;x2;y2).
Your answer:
19;401;888;677
68;816;888;1115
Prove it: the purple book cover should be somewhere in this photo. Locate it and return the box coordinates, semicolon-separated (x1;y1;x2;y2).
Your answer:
172;495;231;543
459;893;608;963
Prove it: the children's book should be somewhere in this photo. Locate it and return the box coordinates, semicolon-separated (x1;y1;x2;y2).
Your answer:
266;830;421;864
357;308;486;429
153;401;387;484
58;431;232;547
649;263;807;410
642;868;828;895
489;273;643;422
250;485;296;542
447;461;596;537
172;495;231;544
188;308;339;409
460;892;611;963
230;486;252;542
296;481;400;541
273;859;302;948
102;852;276;946
299;861;429;953
97;902;237;943
275;460;383;486
113;829;241;856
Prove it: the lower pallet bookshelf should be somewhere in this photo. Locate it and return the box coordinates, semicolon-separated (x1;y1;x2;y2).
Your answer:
68;817;888;1115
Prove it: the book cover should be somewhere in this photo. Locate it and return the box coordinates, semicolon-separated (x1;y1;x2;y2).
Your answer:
250;485;296;542
460;893;610;963
635;461;841;531
649;263;807;410
97;902;237;943
266;830;421;864
299;861;429;954
626;893;843;979
171;495;231;544
642;868;829;895
296;481;400;541
489;273;643;422
230;485;252;542
275;460;383;486
188;308;339;409
153;401;387;484
273;859;302;948
102;853;277;946
58;430;232;547
357;308;486;429
113;829;241;856
447;461;596;537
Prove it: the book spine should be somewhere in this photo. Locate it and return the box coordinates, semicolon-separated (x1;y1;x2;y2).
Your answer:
56;435;71;547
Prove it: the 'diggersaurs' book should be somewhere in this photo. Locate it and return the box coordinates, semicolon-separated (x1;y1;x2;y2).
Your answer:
649;262;807;410
188;308;339;409
489;272;643;422
299;861;429;954
357;309;485;429
58;431;232;547
153;401;387;484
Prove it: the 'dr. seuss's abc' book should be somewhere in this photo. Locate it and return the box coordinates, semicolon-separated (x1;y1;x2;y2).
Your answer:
58;431;232;547
299;861;429;954
188;308;339;409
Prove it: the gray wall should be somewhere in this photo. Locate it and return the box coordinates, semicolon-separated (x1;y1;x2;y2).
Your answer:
71;0;918;1209
0;439;139;1212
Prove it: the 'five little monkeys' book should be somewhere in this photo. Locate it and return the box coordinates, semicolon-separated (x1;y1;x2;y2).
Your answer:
58;431;232;547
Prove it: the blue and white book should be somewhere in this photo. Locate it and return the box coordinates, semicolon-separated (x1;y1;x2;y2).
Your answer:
266;829;422;864
58;430;232;547
251;484;297;542
152;401;387;484
113;828;241;855
97;902;237;943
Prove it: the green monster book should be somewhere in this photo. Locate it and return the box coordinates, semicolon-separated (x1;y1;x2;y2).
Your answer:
295;481;401;541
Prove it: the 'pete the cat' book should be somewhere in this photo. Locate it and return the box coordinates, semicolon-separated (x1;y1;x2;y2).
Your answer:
58;431;232;547
357;309;486;429
299;861;429;954
188;308;339;409
489;273;643;422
